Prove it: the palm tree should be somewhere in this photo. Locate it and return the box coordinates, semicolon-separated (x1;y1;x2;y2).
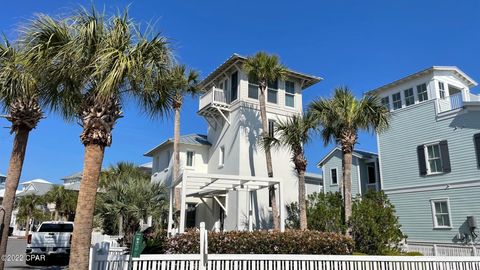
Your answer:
43;185;78;221
96;162;168;244
0;38;44;263
309;87;389;234
267;113;317;230
243;52;287;230
23;8;173;269
168;65;200;211
16;194;45;238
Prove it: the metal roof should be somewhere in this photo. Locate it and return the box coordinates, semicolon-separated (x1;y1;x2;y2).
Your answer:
367;66;478;95
198;53;322;90
144;134;211;156
62;171;83;181
317;147;378;167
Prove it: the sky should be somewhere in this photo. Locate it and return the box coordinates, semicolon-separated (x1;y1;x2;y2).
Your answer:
0;0;479;184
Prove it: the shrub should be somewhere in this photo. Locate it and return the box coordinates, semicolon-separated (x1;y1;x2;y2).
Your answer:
142;228;168;254
307;192;346;233
162;230;353;254
350;190;406;255
285;202;300;229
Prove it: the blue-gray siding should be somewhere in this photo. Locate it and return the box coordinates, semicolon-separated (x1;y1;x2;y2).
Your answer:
388;186;480;243
379;100;480;190
322;151;362;196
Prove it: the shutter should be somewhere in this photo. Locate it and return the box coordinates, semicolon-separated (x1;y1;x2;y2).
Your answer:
474;133;480;167
417;145;427;176
439;140;451;173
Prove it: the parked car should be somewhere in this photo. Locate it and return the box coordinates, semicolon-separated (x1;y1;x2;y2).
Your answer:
26;221;73;262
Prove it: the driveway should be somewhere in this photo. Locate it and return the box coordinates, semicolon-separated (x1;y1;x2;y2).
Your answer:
4;237;68;269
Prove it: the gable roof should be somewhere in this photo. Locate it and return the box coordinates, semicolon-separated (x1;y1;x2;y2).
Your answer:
198;53;323;90
0;173;5;178
367;66;478;95
62;171;83;181
144;134;211;157
317;147;378;167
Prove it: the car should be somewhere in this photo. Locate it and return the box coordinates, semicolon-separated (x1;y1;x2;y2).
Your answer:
26;221;73;263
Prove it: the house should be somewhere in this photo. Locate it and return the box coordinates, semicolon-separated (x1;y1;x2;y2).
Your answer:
369;66;480;246
317;147;381;195
0;173;5;190
145;53;322;233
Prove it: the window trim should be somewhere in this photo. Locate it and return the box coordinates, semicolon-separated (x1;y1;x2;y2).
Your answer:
438;81;446;99
381;96;391;111
404;88;415;106
268;119;276;138
424;142;443;175
267;79;278;104
417;83;428;102
430;198;452;229
330;167;338;185
248;81;259;100
285;80;295;108
186;150;195;168
392;92;402;110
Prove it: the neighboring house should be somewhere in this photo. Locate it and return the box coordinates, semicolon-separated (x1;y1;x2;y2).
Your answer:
305;172;323;196
369;66;480;246
145;53;322;232
0;173;6;190
317;147;381;196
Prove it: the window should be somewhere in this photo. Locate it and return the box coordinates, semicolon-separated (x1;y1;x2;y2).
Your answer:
439;82;446;99
248;77;259;99
426;144;443;173
186;203;197;228
186;151;195;167
392;92;402;110
404;88;414;106
417;83;428;102
267;80;278;104
417;141;451;176
219;146;225;167
331;168;338;185
431;199;451;228
230;72;238;102
166;150;171;164
367;165;376;184
381;96;390;111
268;119;275;138
285;81;295;107
474;133;480;168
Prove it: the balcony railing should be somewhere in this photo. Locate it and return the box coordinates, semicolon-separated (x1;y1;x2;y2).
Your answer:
437;92;480;113
199;87;228;111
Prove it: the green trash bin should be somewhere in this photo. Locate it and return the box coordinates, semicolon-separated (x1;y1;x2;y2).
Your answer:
131;231;146;258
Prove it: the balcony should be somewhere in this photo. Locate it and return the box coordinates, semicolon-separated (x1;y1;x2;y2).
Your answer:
198;87;230;126
437;92;480;114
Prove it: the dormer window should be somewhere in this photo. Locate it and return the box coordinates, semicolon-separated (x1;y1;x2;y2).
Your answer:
285;81;295;107
392;92;402;110
404;88;414;106
438;82;446;99
267;80;278;104
417;83;428;102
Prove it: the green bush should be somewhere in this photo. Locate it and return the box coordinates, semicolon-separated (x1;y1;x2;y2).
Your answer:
350;190;406;255
142;229;168;254
160;230;353;254
307;192;346;233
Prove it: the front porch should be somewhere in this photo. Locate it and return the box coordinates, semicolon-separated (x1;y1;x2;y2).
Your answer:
167;172;285;235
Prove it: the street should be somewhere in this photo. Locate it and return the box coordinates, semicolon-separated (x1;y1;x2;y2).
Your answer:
4;237;68;270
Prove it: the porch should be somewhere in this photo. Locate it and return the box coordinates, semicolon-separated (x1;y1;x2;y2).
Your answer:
167;172;285;235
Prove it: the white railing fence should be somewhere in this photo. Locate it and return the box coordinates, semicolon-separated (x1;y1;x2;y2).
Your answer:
437;93;464;113
407;241;479;256
199;87;228;110
90;223;480;270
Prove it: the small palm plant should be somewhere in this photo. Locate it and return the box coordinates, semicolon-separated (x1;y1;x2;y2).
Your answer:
43;185;78;221
243;52;287;230
16;194;46;238
0;38;44;260
168;65;200;210
266;113;317;230
309;87;389;234
23;8;174;269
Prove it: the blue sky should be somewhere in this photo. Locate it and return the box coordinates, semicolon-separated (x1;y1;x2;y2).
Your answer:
1;1;479;184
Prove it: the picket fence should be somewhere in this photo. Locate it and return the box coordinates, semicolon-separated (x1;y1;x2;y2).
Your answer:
406;241;479;257
91;254;480;270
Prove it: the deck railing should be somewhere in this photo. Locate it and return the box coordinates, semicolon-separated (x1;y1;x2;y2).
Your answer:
437;92;480;113
199;87;228;111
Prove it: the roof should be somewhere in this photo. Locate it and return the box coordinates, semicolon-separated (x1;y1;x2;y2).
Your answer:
368;66;478;95
62;171;82;181
304;172;322;180
21;179;52;185
144;134;211;156
317;147;378;167
198;53;323;90
139;162;152;169
0;173;5;178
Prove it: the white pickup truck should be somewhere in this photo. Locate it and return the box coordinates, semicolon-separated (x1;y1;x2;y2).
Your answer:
26;221;73;258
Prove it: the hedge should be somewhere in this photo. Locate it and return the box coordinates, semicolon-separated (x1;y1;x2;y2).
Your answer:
143;230;353;255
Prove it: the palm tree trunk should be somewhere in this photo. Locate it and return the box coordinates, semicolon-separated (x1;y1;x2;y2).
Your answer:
298;169;308;230
54;210;59;221
69;144;105;270
173;106;181;211
25;213;31;239
258;85;279;230
0;128;30;269
118;214;124;236
342;149;353;236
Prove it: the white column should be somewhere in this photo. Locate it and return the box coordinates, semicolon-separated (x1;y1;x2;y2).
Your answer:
179;173;187;233
167;186;174;236
199;222;206;270
278;182;285;232
248;190;253;232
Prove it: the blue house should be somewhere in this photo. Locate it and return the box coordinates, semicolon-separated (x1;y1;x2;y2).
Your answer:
317;147;381;196
369;66;480;247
